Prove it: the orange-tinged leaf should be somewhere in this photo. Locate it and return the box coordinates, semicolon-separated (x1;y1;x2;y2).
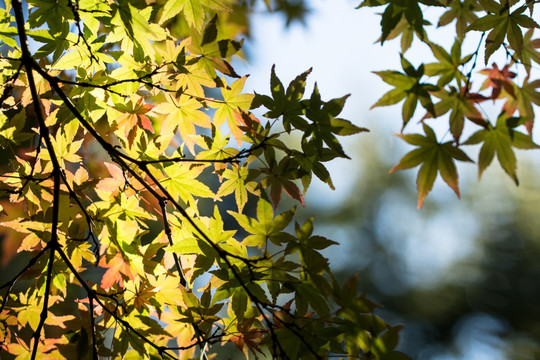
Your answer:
125;280;156;312
112;96;156;148
99;252;136;289
139;115;154;133
480;63;517;99
209;77;255;145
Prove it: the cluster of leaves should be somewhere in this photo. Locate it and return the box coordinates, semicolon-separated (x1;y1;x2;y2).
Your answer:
359;0;540;207
0;0;406;359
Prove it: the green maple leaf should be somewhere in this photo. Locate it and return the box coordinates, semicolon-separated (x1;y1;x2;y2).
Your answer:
160;0;204;30
521;29;540;74
372;55;438;128
187;30;243;79
464;112;540;184
296;140;340;191
41;132;83;168
381;1;424;44
294;217;337;277
112;0;167;58
197;125;239;173
358;0;443;43
175;64;216;99
502;77;540;133
427;86;487;142
468;2;540;64
217;164;258;212
51;28;115;70
255;65;311;132
390;123;473;208
424;39;473;87
228;198;296;248
0;8;17;48
165;214;219;283
302;84;367;159
205;206;237;245
438;0;480;35
27;0;72;33
0;109;33;148
15;291;42;331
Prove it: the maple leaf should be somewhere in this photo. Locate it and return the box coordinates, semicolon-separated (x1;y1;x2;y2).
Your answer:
260;156;305;209
15;290;42;331
0;109;33;148
229;318;266;359
95;162;135;200
39;133;82;169
154;94;211;154
479;63;517;99
197;125;239;175
464;112;540;184
112;0;167;57
438;0;480;35
467;2;540;63
175;65;215;99
187;32;243;79
521;29;540;74
209;76;256;145
4;338;38;360
302;84;367;159
357;0;439;44
217;164;258;212
125;280;156;313
294;217;338;279
372;55;438;129
99;251;137;289
390;123;474;208
159;0;232;31
502;77;540;133
427;86;488;142
228;197;296;248
161;162;217;206
112;96;155;148
424;39;473;87
160;0;204;30
256;65;311;132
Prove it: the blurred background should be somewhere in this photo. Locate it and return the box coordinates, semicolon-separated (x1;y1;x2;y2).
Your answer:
237;0;540;359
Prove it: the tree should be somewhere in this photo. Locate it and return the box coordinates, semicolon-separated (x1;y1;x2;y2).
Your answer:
0;0;401;359
0;1;538;360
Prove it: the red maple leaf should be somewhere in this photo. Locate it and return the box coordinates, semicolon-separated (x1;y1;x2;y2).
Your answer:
479;63;517;99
